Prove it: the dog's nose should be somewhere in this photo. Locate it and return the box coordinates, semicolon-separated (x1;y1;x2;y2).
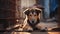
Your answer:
32;21;34;23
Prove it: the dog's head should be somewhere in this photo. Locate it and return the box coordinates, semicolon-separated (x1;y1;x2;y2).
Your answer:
24;8;42;23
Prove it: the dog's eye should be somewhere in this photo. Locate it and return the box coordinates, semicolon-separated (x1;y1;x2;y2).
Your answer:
29;15;32;16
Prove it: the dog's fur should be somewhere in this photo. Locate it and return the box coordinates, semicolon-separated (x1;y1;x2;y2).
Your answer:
22;8;42;31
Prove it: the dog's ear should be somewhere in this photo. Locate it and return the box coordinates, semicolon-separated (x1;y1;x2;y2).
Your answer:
34;8;42;13
23;9;29;15
35;9;42;14
36;10;41;13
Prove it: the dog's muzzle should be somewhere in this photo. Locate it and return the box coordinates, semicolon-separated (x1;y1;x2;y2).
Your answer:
29;19;36;24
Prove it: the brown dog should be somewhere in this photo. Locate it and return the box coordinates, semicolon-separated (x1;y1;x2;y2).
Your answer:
22;8;42;31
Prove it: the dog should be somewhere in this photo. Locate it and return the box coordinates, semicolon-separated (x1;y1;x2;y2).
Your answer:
21;7;42;31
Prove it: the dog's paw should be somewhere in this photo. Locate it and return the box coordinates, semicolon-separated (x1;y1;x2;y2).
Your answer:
18;28;23;31
27;28;33;31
